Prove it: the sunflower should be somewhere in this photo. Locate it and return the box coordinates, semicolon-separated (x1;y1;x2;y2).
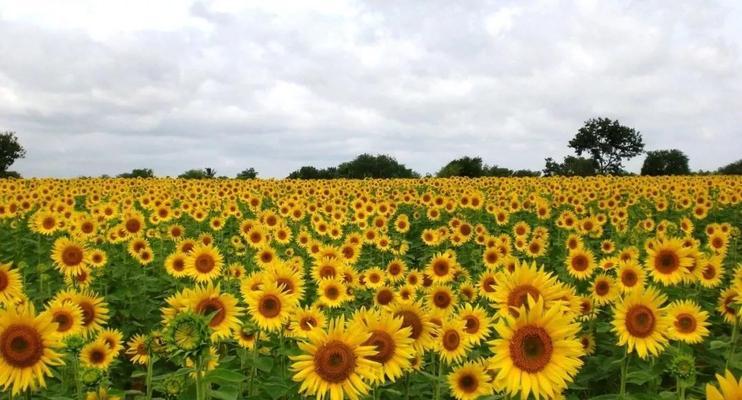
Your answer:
51;237;89;277
290;305;327;339
317;278;351;309
565;247;596;280
666;300;709;344
353;308;414;383
290;316;382;400
456;303;492;345
697;255;724;288
311;257;344;282
187;283;243;340
74;290;110;337
266;262;305;298
489;261;563;318
185;244;224;283
42;299;83;338
125;334;149;365
98;328;124;355
234;326;259;349
447;359;494;400
0;263;23;305
580;332;596;356
425;252;459;284
374;287;396;307
645;237;693;286
591;274;619;306
719;288;739;324
31;210;59;235
436;318;472;365
0;305;64;395
427;285;457;315
706;370;742;400
616;261;645;293
363;267;386;289
488;296;583;400
612;286;669;359
244;281;297;332
80;340;115;369
164;252;189;278
388;301;437;352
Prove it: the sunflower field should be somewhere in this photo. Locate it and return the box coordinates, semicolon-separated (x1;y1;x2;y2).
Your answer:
0;176;740;400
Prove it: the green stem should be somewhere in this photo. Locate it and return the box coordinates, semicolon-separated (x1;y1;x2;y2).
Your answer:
727;317;739;370
195;354;204;400
145;352;154;400
620;348;629;399
248;332;260;396
433;356;443;400
404;374;410;400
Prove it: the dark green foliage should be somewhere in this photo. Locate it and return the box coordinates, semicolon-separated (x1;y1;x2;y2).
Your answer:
569;117;644;174
178;168;217;179
117;168;155;178
287;154;417;179
718;159;742;175
640;149;690;176
287;166;338;179
437;156;540;178
542;156;598;176
236;167;258;179
0;131;26;173
0;170;21;178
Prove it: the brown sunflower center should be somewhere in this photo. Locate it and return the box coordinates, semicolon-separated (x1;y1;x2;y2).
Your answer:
324;285;340;300
0;324;44;368
625;305;656;338
464;316;480;334
376;289;393;305
432;291;451;309
621;270;638;286
53;311;74;332
595;280;610;296
442;329;461;351
314;340;356;383
197;299;226;326
300;317;317;331
0;272;8;291
319;266;336;279
62;246;84;267
173;258;185;272
195;254;215;273
571;254;589;272
396;310;423;340
702;265;716;280
79;301;96;327
655;250;679;274
42;217;56;229
482;276;495;293
433;260;449;276
509;325;553;373
258;295;281;318
90;348;106;364
276;278;295;294
507;285;540;315
674;313;697;334
364;330;396;363
457;373;478;394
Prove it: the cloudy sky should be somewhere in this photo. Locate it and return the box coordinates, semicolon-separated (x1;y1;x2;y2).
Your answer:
1;0;740;178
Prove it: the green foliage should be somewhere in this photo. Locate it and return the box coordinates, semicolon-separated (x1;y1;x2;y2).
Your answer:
235;168;258;180
640;149;690;176
286;166;338;179
288;154;417;179
718;159;742;175
543;156;598;176
179;168;217;179
0;131;26;173
118;168;155;178
569;117;644;174
437;156;540;178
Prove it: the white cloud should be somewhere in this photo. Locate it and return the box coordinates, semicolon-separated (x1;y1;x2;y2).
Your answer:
0;0;740;178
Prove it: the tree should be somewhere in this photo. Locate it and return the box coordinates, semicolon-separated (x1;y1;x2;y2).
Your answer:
287;166;338;179
718;159;742;175
568;118;644;174
640;149;690;176
336;154;417;179
178;169;209;179
204;168;217;178
118;168;155;178
0;131;26;174
236;168;258;180
437;157;487;178
543;156;598;177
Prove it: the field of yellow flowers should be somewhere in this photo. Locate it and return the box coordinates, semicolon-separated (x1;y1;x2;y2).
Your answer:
0;176;740;400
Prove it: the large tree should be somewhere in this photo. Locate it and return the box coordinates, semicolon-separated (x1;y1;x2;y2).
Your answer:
437;157;487;177
718;159;742;175
569;118;644;174
236;167;258;179
542;156;598;177
0;131;26;174
640;149;690;176
118;168;155;178
336;154;417;179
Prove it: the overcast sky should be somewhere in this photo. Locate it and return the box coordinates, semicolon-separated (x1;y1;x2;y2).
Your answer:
1;0;740;178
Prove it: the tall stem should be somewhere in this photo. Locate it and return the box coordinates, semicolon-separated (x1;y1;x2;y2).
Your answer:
727;317;739;370
145;352;154;400
433;356;443;400
619;347;629;399
195;354;204;400
72;357;82;400
248;332;260;396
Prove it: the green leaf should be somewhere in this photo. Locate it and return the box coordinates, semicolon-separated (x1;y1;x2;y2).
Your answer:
209;385;240;400
254;356;274;372
710;340;730;350
204;368;247;384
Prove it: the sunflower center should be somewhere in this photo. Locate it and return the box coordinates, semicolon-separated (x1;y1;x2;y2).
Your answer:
442;330;461;351
62;246;84;266
195;254;215;273
655;250;679;274
625;305;656;338
432;291;451;309
595;281;610;296
674;313;697;334
464;316;480;334
319;266;336;279
197;299;226;326
364;330;396;363
621;270;638;286
0;272;8;291
79;301;95;327
389;264;401;275
173;258;185;272
276;278;295;294
507;285;540;315
314;340;356;383
126;218;141;233
702;265;716;280
509;325;553;373
91;348;106;364
457;374;478;393
300;317;317;331
482;277;495;293
396;311;423;340
258;295;281;318
325;285;340;300
0;324;44;368
571;254;589;272
54;312;73;332
433;260;449;276
42;217;56;229
376;289;393;305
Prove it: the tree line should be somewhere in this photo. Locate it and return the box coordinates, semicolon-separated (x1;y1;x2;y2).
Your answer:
1;118;741;179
